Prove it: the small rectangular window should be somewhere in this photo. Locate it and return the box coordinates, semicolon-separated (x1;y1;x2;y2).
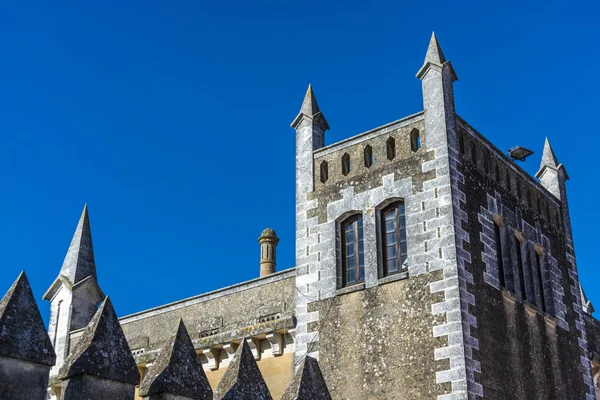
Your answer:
342;215;364;286
381;202;407;276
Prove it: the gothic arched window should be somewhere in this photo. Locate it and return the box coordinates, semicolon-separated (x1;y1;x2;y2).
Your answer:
341;214;364;286
381;202;408;275
319;161;328;183
386;137;396;160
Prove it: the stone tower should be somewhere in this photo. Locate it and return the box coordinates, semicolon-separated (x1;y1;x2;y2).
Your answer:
43;205;104;386
258;228;280;277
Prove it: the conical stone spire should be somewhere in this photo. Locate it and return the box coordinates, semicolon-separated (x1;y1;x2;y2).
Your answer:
213;339;272;400
139;319;212;399
291;84;329;130
59;204;97;285
280;356;332;400
424;32;446;65
540;137;559;169
0;271;55;366
417;31;457;81
58;296;140;385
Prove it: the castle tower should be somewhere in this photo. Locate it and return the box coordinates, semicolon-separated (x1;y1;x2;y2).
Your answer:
43;205;104;386
258;228;279;277
290;85;329;363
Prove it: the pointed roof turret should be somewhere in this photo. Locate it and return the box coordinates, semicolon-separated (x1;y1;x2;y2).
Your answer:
424;32;446;65
57;297;140;385
581;284;595;315
213;339;272;400
280;356;332;400
0;272;56;366
291;85;330;130
139;319;212;399
43;205;103;301
416;32;457;81
60;204;97;284
540;137;559;169
535;137;568;181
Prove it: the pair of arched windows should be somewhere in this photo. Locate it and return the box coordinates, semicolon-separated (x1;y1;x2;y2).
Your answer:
340;201;407;287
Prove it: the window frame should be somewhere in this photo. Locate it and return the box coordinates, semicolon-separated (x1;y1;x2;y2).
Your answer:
340;214;365;287
380;201;408;276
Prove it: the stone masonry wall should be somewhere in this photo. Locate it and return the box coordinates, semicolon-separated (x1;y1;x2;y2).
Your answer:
456;119;591;399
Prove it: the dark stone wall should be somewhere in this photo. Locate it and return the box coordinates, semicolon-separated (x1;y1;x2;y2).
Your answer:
310;274;448;399
62;374;136;400
585;314;600;360
457;121;587;399
0;356;50;400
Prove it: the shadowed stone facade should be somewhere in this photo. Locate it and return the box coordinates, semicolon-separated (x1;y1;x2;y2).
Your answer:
0;32;594;400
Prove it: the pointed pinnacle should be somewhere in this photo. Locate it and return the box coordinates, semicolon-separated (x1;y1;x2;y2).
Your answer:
300;84;321;117
540;137;559;168
0;271;56;366
139;319;212;399
59;205;97;285
424;32;446;65
58;296;140;384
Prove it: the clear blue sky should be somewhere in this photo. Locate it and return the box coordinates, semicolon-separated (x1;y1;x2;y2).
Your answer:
0;0;597;323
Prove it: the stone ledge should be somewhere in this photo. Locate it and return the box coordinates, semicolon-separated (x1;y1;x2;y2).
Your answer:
501;287;566;330
336;283;365;296
377;271;409;285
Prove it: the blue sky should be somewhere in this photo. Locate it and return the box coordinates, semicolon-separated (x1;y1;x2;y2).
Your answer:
0;0;597;322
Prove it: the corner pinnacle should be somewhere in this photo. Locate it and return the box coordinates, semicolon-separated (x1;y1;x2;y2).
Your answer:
540;137;559;169
424;32;446;65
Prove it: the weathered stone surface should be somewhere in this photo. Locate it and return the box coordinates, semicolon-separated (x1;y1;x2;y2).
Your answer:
56;204;97;285
280;356;331;400
58;296;140;384
0;271;55;366
0;355;51;400
139;319;212;399
62;374;135;400
213;339;272;400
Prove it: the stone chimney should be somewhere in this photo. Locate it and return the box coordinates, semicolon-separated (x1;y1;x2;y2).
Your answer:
258;228;279;277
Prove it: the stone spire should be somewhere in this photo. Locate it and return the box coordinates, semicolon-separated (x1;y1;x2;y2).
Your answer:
416;32;457;81
59;204;97;285
424;32;446;64
535;138;568;200
258;228;280;277
291;84;329;131
58;297;140;387
0;271;55;366
139;319;212;400
580;284;595;315
539;137;560;170
280;356;332;400
213;339;272;400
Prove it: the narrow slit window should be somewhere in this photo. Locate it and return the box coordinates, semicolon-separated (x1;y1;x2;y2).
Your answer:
342;215;365;286
459;133;465;154
342;153;351;176
506;170;511;191
515;234;526;299
364;145;374;168
471;143;477;163
495;163;500;182
410;129;421;152
319;161;329;183
494;221;505;287
535;250;546;313
381;202;408;275
386;137;396;160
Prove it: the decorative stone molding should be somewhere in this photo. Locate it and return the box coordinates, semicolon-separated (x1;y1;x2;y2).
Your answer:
245;337;261;361
202;348;220;371
266;333;283;357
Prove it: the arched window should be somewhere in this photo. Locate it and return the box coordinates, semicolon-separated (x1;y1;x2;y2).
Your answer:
386;137;396;160
319;161;328;183
341;215;364;286
342;153;351;176
364;145;374;168
381;202;408;275
410;129;421;152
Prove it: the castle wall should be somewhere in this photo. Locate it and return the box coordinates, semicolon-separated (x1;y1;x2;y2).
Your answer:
456;119;590;399
295;114;460;398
